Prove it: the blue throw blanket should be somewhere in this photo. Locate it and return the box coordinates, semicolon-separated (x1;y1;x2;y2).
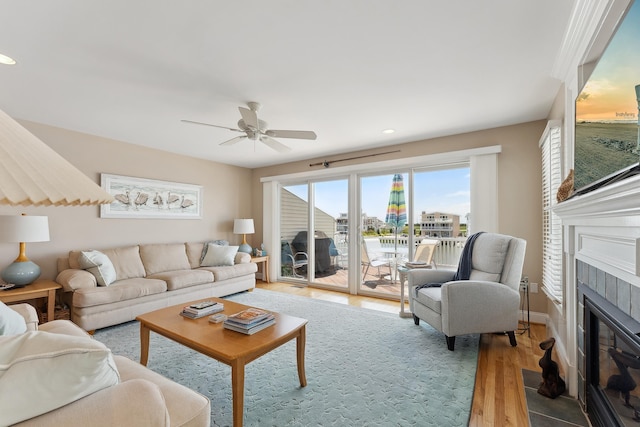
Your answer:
414;232;484;295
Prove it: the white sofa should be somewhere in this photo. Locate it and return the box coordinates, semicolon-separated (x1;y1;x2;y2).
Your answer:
1;303;210;427
56;242;257;331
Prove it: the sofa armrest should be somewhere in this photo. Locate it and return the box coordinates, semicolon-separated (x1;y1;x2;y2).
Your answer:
10;303;39;331
235;252;251;264
13;379;170;427
56;269;97;292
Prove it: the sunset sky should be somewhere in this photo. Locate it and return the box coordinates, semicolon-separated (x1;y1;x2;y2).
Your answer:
576;1;640;121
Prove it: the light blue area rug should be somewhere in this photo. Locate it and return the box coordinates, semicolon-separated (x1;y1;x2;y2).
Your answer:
94;289;479;427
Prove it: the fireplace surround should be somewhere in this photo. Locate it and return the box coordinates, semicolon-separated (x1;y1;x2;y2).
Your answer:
554;173;640;426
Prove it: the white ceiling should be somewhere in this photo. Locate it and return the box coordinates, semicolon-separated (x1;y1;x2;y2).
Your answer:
0;1;575;169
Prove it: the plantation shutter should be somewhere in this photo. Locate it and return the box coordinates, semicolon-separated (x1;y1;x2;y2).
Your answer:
540;123;563;303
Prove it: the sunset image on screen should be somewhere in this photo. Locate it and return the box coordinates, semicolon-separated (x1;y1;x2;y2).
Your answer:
574;1;640;191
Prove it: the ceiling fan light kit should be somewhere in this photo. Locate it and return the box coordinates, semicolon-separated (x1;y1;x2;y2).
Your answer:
182;102;317;153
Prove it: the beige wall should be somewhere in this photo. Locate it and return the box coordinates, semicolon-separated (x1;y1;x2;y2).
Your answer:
252;120;547;312
0;121;253;281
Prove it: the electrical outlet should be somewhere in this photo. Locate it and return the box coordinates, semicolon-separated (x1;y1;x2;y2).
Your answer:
530;282;538;293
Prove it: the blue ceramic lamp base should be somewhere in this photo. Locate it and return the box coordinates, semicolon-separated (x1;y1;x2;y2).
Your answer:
238;243;252;254
1;260;41;287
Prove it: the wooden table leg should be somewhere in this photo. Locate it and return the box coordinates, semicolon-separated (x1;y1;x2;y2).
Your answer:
231;359;245;427
264;260;270;283
47;289;56;322
139;323;150;366
296;325;307;387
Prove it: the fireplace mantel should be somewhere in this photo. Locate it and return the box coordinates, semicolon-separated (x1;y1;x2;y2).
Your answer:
554;174;640;225
554;175;640;285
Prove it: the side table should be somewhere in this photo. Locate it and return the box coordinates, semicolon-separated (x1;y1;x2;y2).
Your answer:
0;279;61;322
251;255;270;283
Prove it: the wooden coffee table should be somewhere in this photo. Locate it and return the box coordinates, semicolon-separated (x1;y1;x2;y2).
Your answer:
136;297;308;427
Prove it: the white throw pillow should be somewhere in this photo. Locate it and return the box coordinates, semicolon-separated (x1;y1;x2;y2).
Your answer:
199;239;229;264
78;250;117;286
0;301;27;336
200;244;239;267
0;331;120;425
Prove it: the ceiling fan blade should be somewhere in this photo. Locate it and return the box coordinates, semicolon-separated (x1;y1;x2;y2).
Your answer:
181;119;243;132
266;129;317;140
219;136;247;146
239;107;259;130
260;135;291;153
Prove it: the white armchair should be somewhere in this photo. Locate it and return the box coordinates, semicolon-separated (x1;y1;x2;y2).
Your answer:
408;233;526;351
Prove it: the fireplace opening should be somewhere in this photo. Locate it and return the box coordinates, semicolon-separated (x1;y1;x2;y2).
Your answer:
583;284;640;426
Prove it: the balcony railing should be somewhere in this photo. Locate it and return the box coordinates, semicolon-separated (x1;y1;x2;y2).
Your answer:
376;236;466;267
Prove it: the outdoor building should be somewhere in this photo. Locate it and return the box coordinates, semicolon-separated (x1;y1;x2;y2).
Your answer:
418;211;460;238
336;213;348;235
361;213;386;233
280;189;337;243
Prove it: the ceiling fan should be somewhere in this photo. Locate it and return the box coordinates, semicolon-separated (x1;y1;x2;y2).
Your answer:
181;102;317;153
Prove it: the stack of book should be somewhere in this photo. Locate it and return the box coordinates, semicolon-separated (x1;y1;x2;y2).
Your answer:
223;308;276;335
181;300;224;319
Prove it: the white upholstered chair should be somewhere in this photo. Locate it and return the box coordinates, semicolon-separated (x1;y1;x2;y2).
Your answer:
408;233;526;351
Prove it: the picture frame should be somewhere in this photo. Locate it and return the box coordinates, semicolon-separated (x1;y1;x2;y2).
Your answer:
100;173;202;219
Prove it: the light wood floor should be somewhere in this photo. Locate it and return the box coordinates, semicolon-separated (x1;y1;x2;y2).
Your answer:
257;280;553;427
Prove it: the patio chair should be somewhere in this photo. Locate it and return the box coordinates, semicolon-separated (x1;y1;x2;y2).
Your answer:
361;240;391;279
408;232;526;351
281;240;309;278
412;239;439;268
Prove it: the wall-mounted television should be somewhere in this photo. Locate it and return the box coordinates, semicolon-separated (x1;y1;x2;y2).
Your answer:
574;0;640;195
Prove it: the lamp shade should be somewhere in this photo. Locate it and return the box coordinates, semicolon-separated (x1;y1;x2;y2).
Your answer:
233;219;254;254
0;109;114;206
233;219;255;235
0;215;50;242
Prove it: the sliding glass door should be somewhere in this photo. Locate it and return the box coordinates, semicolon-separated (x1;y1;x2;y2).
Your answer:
279;179;348;289
359;173;410;297
276;163;471;300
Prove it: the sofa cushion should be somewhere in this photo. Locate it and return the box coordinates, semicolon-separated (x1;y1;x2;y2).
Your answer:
0;301;27;336
186;242;205;269
78;250;117;286
102;246;147;280
199;262;257;281
139;243;191;276
72;278;167;308
201;244;239;267
147;269;214;291
199;239;229;264
0;331;120;426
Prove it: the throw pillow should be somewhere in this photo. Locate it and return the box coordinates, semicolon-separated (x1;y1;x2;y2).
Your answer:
0;301;27;336
0;331;120;425
199;239;229;264
78;250;117;286
200;244;239;267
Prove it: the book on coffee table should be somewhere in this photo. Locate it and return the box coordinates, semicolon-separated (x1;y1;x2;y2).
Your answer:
225;308;272;325
181;302;224;319
223;314;276;335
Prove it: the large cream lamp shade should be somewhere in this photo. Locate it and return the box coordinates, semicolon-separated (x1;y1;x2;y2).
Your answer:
0;109;114;206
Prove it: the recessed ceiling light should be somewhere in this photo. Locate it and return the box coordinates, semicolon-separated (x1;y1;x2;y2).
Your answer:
382;129;395;134
0;53;16;65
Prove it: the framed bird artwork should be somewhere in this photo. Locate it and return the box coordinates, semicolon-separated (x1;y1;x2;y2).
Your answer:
100;173;202;219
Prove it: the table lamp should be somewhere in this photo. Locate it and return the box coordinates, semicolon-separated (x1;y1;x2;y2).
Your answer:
0;214;50;286
233;218;254;254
